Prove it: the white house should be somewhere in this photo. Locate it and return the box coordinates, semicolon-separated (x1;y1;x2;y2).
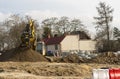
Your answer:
42;31;96;55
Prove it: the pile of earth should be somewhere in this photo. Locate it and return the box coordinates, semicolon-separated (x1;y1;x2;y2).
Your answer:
0;47;48;62
49;54;86;63
89;52;120;64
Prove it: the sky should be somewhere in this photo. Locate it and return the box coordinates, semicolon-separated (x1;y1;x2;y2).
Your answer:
0;0;120;35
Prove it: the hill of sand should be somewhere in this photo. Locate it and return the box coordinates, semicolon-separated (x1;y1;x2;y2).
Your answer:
0;47;48;62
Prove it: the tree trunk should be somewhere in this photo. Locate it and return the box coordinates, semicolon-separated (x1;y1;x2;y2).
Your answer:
106;23;110;51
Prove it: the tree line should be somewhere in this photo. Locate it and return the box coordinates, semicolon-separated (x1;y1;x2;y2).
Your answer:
0;2;120;52
41;16;87;39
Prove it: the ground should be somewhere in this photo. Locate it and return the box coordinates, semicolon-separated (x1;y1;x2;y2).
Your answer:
0;49;119;79
0;62;119;79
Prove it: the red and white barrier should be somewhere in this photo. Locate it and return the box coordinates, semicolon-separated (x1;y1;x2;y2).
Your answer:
93;69;120;79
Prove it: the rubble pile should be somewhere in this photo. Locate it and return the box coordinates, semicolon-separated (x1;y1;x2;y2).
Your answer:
50;54;86;63
61;54;85;63
90;52;120;64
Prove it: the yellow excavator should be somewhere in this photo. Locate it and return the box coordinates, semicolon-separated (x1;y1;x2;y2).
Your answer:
20;20;36;50
20;20;46;55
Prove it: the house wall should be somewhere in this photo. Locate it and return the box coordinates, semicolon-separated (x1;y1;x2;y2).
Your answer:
47;44;61;53
79;40;96;51
45;35;96;55
61;35;79;52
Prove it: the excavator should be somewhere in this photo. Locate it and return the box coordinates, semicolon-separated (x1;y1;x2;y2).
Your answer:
20;20;46;55
20;20;36;50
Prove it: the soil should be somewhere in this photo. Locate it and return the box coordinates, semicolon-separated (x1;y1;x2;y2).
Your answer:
0;48;120;64
0;62;119;79
0;48;120;79
0;47;48;62
0;47;86;63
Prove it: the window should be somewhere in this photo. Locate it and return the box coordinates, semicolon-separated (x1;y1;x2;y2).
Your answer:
55;44;58;50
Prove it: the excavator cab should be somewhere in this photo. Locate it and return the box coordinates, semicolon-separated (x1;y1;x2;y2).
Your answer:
21;24;30;47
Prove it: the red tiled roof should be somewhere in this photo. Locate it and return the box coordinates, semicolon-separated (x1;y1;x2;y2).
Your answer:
43;36;65;45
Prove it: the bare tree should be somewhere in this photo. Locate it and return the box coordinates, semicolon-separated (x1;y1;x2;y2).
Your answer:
2;14;38;49
42;26;52;39
0;27;6;50
42;17;58;30
41;17;85;35
57;16;70;33
3;15;26;49
70;19;84;32
94;2;114;51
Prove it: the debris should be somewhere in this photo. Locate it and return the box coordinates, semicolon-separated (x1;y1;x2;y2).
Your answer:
61;54;84;63
89;52;120;64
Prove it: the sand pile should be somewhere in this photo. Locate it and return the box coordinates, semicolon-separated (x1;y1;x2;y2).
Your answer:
90;52;120;64
0;47;48;62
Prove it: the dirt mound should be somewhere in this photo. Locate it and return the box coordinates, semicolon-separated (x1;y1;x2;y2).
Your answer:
61;54;84;63
47;54;86;63
89;52;120;64
0;47;48;62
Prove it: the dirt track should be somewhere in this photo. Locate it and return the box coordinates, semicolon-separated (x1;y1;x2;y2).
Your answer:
0;62;119;79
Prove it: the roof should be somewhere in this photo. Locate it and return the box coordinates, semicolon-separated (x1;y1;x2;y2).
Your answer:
70;31;91;40
42;31;91;45
43;36;65;45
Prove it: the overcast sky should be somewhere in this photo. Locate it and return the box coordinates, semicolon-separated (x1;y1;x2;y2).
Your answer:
0;0;120;34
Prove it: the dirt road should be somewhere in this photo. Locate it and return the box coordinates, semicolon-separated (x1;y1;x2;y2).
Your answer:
0;62;119;79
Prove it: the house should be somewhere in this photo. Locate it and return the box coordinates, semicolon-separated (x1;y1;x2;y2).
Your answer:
41;31;96;55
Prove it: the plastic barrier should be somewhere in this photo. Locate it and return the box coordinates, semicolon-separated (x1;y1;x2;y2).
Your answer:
109;69;120;79
93;69;109;79
93;69;120;79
